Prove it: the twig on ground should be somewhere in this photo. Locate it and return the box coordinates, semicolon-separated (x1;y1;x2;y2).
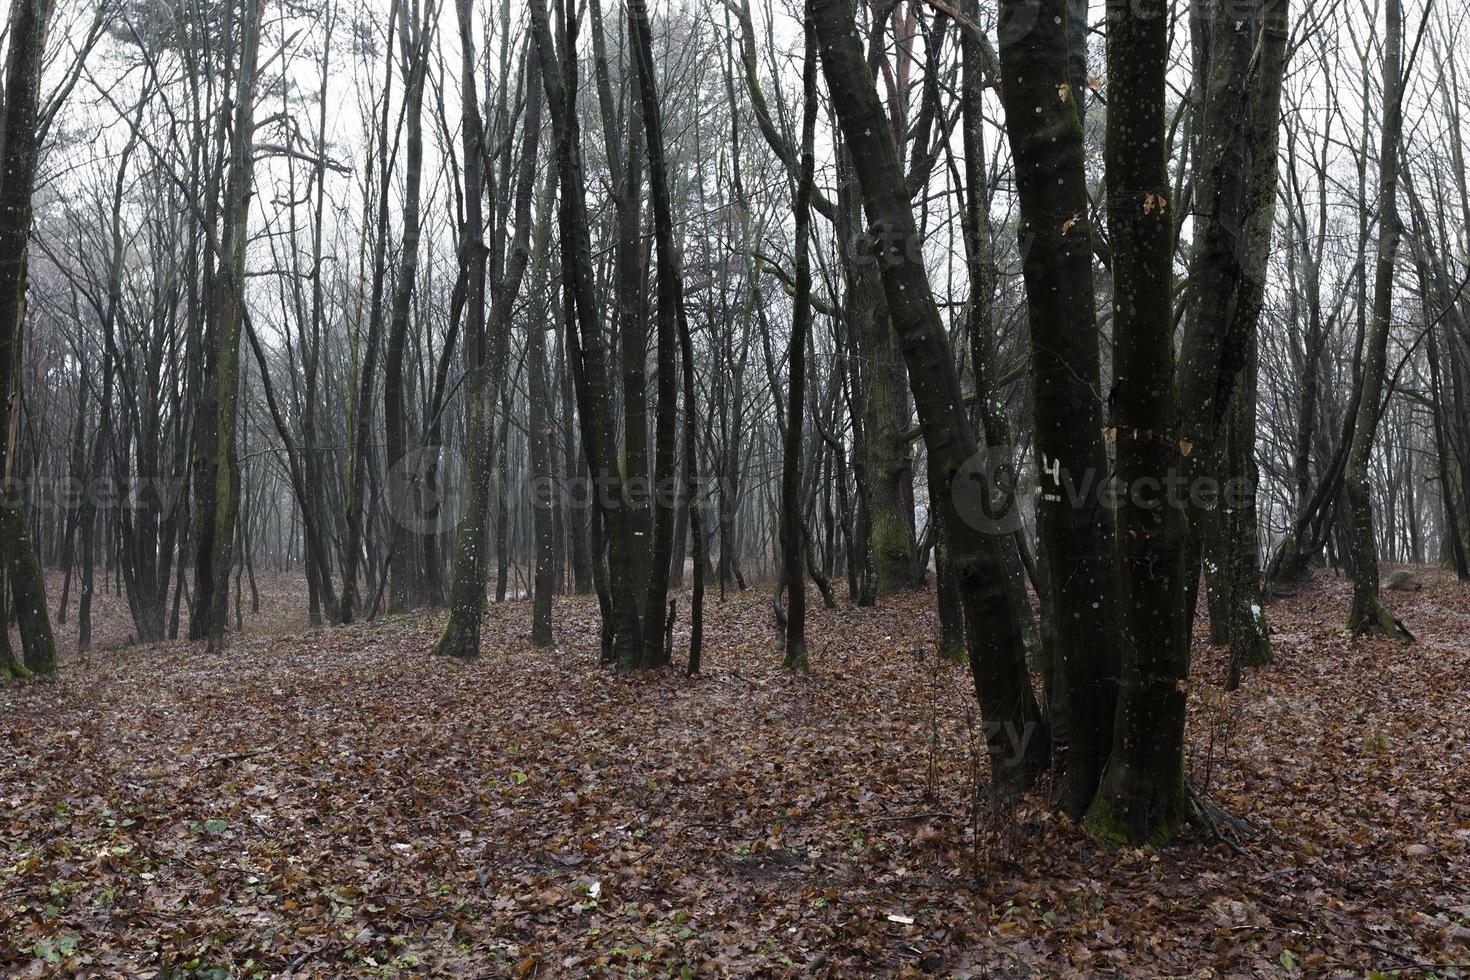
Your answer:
873;811;958;823
199;744;278;769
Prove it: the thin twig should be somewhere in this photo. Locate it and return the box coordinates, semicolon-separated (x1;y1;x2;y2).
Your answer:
199;744;278;770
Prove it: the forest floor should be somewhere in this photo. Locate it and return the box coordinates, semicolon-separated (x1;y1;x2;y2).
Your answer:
2;569;1469;977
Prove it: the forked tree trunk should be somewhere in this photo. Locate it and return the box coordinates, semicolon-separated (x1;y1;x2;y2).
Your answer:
530;0;647;667
433;21;542;657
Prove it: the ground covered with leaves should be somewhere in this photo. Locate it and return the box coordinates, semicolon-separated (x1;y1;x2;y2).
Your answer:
3;569;1469;976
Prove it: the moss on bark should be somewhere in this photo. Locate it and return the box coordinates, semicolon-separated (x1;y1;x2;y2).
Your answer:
1084;762;1197;846
1346;596;1415;642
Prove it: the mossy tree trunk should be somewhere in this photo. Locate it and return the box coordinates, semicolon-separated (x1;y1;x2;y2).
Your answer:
186;0;263;652
0;0;61;673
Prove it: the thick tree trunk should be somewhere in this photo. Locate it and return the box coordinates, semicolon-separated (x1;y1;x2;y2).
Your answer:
629;0;687;667
1223;0;1289;685
593;0;653;604
1085;0;1193;844
0;0;60;673
188;0;264;652
1175;0;1267;660
996;0;1118;818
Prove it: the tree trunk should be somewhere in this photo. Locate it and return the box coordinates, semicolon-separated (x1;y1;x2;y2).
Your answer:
811;0;1047;788
0;0;60;673
340;7;400;623
192;0;265;652
383;0;431;615
530;0;647;667
1085;0;1193;845
996;0;1118;818
1344;0;1410;638
432;19;542;657
780;7;818;672
628;0;686;667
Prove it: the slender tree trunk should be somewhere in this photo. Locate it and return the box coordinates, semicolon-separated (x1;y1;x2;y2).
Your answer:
384;0;430;614
558;316;592;594
1345;0;1411;638
811;0;1047;787
340;7;400;623
780;8;818;671
527;165;560;646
